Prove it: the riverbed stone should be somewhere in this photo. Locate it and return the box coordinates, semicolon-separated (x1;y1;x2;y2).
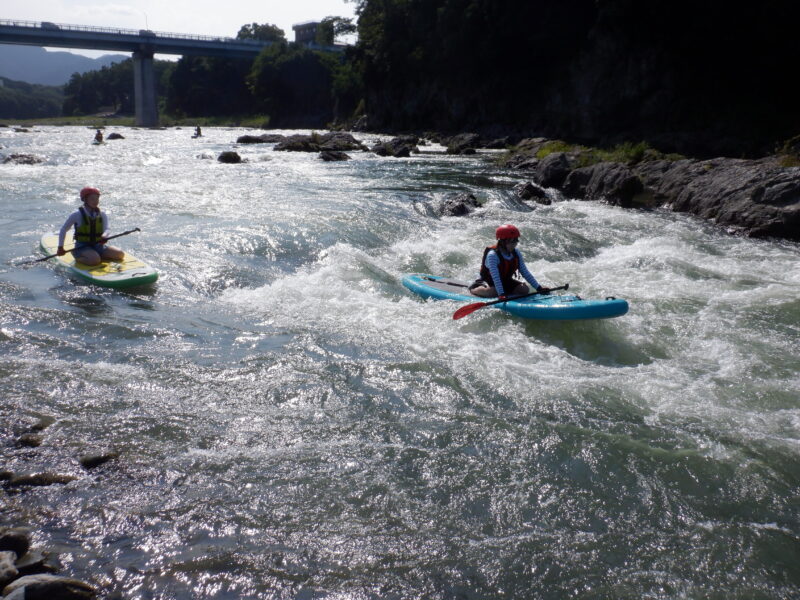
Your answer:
319;132;366;151
17;433;43;448
319;150;351;161
8;473;77;487
372;136;418;157
14;550;56;576
79;451;119;470
0;551;18;587
274;132;365;152
437;192;481;216
515;181;549;203
3;154;44;165
217;151;242;164
28;416;55;432
2;574;96;600
236;134;286;144
445;133;481;154
0;529;30;558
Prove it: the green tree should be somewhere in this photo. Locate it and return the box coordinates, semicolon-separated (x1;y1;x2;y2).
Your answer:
237;22;286;42
248;42;341;127
164;56;254;117
62;59;171;116
0;77;63;119
315;16;356;45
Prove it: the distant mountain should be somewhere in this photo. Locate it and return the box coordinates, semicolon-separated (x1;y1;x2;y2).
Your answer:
0;44;129;86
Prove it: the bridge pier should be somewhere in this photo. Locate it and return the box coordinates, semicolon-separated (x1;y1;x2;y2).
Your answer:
133;50;158;127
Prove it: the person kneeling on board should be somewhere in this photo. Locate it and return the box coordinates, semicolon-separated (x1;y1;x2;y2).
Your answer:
57;187;125;266
469;224;551;300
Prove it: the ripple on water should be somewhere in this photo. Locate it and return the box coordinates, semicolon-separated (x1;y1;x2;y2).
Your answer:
0;126;798;598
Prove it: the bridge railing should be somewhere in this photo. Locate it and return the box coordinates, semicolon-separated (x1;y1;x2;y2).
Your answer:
0;18;267;46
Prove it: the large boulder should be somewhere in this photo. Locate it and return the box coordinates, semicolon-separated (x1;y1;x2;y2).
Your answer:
79;450;119;470
7;473;77;487
2;574;96;600
533;152;573;188
372;135;418;157
217;151;242;164
0;551;17;587
563;162;644;207
437;192;481;216
320;150;351;161
635;157;800;239
236;134;286;144
0;529;30;559
3;154;44;165
514;181;549;204
320;132;366;151
274;132;366;152
445;133;481;155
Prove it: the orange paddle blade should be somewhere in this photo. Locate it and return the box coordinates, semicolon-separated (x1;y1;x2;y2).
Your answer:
452;302;491;320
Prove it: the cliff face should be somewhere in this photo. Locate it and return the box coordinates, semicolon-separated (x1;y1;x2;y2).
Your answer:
358;0;800;158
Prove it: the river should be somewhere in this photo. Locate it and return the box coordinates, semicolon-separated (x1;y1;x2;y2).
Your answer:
1;126;798;599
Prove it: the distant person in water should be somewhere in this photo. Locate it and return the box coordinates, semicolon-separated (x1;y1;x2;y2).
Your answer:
57;187;124;266
469;224;551;299
194;125;202;137
94;129;104;143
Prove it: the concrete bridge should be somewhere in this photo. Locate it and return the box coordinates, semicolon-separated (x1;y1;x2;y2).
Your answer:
0;19;287;126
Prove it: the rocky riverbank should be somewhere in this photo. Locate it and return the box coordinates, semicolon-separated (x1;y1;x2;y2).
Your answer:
236;129;799;241
499;137;800;240
1;416;116;599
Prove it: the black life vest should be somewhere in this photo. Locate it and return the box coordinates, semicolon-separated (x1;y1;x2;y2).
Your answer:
74;207;102;244
479;245;519;291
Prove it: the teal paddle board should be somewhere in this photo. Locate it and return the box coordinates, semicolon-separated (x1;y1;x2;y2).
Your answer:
402;273;628;320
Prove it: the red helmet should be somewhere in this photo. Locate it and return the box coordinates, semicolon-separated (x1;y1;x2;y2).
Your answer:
495;224;520;240
80;186;101;200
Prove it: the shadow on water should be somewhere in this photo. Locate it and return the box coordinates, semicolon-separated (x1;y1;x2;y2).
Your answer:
521;317;661;366
50;282;159;316
50;288;112;316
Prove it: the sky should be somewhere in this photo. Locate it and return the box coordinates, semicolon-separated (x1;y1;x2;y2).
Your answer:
3;0;358;57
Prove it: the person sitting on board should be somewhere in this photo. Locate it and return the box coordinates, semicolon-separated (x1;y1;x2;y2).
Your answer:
94;129;104;143
56;187;125;266
469;224;551;299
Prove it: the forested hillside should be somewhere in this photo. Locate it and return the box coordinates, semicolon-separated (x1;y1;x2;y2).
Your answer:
0;77;63;119
352;0;800;156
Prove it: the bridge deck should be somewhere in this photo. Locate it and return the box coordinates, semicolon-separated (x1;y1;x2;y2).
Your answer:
0;19;274;58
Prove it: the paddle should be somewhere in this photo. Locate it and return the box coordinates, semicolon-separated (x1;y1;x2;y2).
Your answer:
452;283;569;320
16;228;141;266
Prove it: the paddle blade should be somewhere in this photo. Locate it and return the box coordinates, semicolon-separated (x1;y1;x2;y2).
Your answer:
452;302;488;320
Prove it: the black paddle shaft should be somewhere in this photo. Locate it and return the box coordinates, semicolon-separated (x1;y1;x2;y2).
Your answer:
17;227;141;265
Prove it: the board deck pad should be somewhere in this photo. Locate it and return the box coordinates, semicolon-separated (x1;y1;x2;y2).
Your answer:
40;233;158;289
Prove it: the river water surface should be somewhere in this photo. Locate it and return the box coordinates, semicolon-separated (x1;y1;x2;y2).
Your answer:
1;126;799;599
